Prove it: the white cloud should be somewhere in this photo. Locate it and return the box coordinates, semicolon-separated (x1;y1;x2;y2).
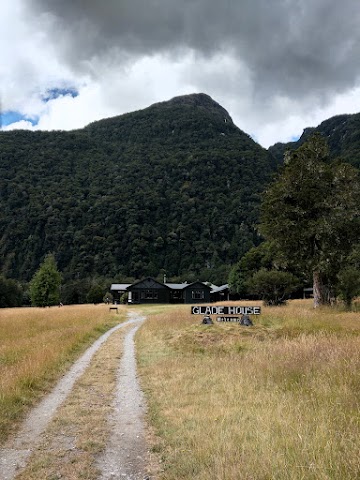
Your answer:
0;0;81;113
3;120;35;131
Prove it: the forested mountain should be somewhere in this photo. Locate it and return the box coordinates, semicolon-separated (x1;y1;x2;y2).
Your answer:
269;112;360;167
0;93;279;285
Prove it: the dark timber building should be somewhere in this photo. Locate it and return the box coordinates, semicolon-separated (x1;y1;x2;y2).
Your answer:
110;277;216;304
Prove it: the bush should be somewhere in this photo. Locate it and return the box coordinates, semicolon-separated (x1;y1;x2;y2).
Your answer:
103;292;113;304
247;270;299;306
337;267;360;309
86;285;105;304
120;292;128;304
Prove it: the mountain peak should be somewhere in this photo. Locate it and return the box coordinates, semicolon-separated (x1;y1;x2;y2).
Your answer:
151;93;233;122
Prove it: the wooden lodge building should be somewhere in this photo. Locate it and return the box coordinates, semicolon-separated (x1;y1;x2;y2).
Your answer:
110;277;230;304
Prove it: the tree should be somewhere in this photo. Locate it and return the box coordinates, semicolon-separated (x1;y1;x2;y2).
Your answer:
0;276;23;307
29;255;62;307
260;134;360;307
336;267;360;309
228;242;274;297
61;280;86;305
86;284;105;304
247;270;299;306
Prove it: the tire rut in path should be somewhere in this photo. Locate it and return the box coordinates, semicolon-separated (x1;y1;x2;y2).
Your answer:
97;312;148;480
0;313;148;480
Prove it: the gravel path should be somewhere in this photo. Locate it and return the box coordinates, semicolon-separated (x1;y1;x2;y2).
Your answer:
97;312;147;479
0;312;149;480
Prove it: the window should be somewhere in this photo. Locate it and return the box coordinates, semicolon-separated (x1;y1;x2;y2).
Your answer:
171;290;183;300
192;290;205;300
144;289;158;300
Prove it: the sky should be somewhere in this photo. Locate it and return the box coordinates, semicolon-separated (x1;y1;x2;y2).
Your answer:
1;0;360;148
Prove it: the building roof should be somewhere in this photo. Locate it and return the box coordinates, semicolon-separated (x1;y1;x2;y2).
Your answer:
210;284;229;293
185;281;212;290
164;283;189;290
110;283;132;291
166;282;213;290
129;277;170;289
111;280;215;291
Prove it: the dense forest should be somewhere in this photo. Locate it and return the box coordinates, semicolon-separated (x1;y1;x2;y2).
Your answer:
1;93;360;294
0;94;279;286
269;112;360;167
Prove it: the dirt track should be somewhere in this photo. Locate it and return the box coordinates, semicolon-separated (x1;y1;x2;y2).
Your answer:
0;312;149;480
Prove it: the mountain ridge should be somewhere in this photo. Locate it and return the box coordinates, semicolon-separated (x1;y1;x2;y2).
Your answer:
269;112;360;167
0;93;275;285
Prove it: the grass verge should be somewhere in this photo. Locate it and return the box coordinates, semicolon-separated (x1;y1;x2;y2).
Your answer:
0;304;124;443
137;300;360;480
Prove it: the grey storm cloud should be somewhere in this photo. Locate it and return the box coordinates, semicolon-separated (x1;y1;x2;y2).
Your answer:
27;0;360;100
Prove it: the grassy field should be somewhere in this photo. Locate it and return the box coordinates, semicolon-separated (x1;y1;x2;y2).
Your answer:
136;300;360;480
0;304;124;443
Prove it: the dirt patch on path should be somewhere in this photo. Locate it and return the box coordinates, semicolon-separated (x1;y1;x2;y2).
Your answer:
0;312;149;480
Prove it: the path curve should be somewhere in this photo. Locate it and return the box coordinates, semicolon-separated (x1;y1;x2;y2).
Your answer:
0;313;147;480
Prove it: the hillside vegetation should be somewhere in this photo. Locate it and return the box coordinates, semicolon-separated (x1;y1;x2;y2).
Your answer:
0;94;277;285
1;94;360;288
269;112;360;167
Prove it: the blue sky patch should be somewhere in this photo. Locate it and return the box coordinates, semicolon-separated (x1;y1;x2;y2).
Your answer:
1;111;39;127
42;87;79;102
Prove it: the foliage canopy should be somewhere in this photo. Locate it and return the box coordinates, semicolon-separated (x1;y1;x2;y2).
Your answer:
260;134;360;306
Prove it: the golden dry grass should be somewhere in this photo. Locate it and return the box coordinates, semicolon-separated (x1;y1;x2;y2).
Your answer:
0;304;124;443
136;300;360;480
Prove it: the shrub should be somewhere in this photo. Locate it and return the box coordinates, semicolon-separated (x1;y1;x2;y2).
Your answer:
247;269;299;306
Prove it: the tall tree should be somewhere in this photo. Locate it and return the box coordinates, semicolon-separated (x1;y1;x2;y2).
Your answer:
30;254;62;307
260;134;360;307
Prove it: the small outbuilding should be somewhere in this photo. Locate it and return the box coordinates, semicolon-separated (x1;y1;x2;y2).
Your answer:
110;283;132;303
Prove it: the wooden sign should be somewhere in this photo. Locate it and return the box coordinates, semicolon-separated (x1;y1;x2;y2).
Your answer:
191;306;261;315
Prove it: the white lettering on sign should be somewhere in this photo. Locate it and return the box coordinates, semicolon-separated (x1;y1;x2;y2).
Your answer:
191;306;261;315
217;316;240;322
191;306;226;315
